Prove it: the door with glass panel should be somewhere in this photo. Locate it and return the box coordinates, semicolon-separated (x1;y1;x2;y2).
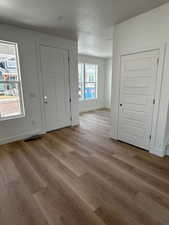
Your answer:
78;63;98;101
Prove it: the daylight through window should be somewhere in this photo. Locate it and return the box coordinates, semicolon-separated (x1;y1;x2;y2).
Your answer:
78;63;98;100
0;41;24;120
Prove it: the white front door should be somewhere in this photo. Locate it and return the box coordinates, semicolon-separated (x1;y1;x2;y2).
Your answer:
118;50;159;150
40;45;71;132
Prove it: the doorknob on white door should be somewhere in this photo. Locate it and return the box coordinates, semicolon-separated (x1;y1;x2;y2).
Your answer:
44;96;48;104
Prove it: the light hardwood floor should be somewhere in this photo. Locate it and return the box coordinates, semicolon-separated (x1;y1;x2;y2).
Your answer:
0;109;169;225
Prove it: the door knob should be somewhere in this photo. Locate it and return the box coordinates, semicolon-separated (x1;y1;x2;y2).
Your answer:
120;103;123;107
44;96;48;104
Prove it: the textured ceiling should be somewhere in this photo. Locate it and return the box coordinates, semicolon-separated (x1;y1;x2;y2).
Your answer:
0;0;169;57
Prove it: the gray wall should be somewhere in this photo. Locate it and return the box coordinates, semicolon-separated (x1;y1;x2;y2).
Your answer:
104;58;112;109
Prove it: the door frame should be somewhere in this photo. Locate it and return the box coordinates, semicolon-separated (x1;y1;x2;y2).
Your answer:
37;43;73;133
116;44;166;153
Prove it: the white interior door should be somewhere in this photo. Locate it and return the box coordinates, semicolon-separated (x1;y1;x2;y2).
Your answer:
40;45;71;132
118;50;159;150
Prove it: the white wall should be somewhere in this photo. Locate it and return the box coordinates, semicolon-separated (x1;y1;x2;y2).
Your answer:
0;24;79;145
104;58;112;109
78;55;107;113
111;2;169;156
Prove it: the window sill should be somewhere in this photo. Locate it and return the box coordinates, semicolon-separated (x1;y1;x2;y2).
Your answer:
79;98;98;102
0;113;25;122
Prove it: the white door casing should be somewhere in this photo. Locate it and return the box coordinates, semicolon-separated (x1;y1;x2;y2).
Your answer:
118;50;159;150
40;45;71;132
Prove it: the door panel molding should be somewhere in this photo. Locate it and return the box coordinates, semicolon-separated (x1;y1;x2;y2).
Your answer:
111;42;166;156
118;49;160;151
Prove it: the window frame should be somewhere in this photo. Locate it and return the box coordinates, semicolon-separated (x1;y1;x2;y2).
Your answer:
0;40;25;121
78;63;98;101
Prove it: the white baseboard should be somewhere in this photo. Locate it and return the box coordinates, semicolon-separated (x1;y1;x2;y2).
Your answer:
164;133;169;156
166;146;169;156
0;129;45;146
149;147;165;157
0;122;79;146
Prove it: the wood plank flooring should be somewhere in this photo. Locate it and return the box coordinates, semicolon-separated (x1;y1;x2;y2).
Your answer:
1;109;169;225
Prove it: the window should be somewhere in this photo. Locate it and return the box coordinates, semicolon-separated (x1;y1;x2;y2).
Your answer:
0;41;25;120
78;63;98;100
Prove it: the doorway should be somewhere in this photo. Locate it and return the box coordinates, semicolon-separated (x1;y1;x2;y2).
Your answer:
118;49;160;150
40;45;71;132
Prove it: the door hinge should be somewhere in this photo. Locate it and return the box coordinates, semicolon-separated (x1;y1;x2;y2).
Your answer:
153;99;155;105
157;57;159;65
68;56;70;63
69;98;71;103
149;134;152;140
70;116;72;121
